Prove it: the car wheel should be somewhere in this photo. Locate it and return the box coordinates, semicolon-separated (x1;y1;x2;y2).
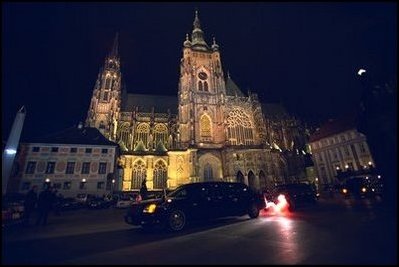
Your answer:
248;204;259;219
167;209;186;232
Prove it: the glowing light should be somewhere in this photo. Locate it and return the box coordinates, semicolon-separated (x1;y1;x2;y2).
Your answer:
143;204;157;213
358;69;366;76
336;166;340;170
112;179;115;183
5;149;17;155
342;188;348;194
167;199;172;203
315;178;319;182
365;176;369;180
372;188;375;192
368;161;372;166
45;178;50;183
82;178;87;183
345;165;349;169
361;187;367;193
378;175;381;179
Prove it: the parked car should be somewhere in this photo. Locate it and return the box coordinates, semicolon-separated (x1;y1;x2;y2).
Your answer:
87;197;112;209
340;177;381;199
265;183;318;212
116;195;135;209
124;182;265;232
56;197;83;211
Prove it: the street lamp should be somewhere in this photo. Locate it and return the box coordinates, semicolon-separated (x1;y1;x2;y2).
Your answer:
111;179;115;194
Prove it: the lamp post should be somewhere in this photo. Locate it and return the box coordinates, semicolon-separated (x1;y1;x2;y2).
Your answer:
111;179;115;194
81;178;87;191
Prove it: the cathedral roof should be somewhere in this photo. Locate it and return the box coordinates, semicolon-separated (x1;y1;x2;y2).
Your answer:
309;114;357;143
261;103;290;120
23;126;118;146
225;76;245;97
122;93;178;114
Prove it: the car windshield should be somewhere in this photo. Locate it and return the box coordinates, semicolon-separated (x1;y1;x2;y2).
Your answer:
167;186;190;198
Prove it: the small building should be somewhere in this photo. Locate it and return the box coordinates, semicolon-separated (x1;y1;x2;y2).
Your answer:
9;125;119;197
308;115;375;185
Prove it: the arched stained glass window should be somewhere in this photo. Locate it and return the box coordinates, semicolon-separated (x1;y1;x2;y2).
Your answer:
117;123;131;149
134;123;150;149
226;109;254;145
154;123;168;149
132;160;146;189
200;115;211;137
153;161;167;189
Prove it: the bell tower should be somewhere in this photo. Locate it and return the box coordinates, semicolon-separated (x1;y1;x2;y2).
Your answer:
178;11;226;148
86;33;121;141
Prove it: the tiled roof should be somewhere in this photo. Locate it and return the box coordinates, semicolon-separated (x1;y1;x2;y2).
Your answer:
122;93;178;114
225;77;245;97
309;114;357;143
23;126;118;146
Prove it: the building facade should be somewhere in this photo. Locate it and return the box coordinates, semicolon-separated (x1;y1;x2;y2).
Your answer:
11;126;119;197
86;11;309;192
308;116;375;185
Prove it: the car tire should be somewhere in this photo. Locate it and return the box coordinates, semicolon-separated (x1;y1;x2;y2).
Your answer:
167;209;186;232
248;204;259;219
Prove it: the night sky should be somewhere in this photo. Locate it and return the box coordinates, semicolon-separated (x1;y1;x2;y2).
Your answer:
2;3;397;141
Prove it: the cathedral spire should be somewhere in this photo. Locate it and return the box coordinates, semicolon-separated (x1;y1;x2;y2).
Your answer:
109;32;119;58
191;10;209;50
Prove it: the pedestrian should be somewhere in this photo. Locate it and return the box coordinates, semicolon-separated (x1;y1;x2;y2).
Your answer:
139;178;148;200
35;186;54;226
23;185;38;226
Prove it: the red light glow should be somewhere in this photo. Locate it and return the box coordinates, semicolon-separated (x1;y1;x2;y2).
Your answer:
264;194;290;215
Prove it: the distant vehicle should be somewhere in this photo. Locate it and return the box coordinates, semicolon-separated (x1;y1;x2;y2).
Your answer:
265;183;318;212
340;176;382;199
116;195;135;209
56;197;82;211
75;193;95;204
87;197;112;209
124;182;265;232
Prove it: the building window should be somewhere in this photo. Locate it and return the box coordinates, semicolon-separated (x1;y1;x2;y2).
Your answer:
340;135;346;142
200;115;211;137
45;162;56;174
63;182;71;190
204;163;213;181
81;162;90;174
66;162;75;174
226;108;254;145
103;91;109;101
118;122;131;150
359;143;366;153
97;182;105;189
105;77;111;89
134;123;150;149
198;81;203;91
70;147;77;153
154;123;168;149
153;160;167;189
21;182;31;190
204;81;209;91
25;161;37;174
32;147;40;152
51;147;59;152
53;183;61;189
98;162;107;174
101;148;108;154
85;148;92;153
344;146;350;156
131;160;146;189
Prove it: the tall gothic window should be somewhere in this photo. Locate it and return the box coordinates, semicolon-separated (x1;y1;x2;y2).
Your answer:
117;123;131;150
132;160;146;189
204;163;213;181
105;77;111;89
204;81;209;91
103;91;109;101
226;108;255;145
154;123;168;149
200;115;211;137
153;160;167;189
134;123;150;149
198;81;203;91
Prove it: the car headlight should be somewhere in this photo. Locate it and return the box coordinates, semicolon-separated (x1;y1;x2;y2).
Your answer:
143;204;157;213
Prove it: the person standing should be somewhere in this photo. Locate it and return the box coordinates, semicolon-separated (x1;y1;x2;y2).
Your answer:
35;186;54;226
23;185;38;225
139;178;148;200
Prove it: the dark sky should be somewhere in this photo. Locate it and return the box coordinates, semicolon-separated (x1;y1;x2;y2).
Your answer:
2;2;397;141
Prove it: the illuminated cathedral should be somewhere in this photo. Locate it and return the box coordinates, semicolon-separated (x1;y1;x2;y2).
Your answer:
86;11;309;192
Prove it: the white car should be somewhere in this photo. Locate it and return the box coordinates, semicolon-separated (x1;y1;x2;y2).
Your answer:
115;196;135;208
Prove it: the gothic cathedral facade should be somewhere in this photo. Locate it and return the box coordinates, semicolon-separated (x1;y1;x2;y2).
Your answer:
86;12;306;192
